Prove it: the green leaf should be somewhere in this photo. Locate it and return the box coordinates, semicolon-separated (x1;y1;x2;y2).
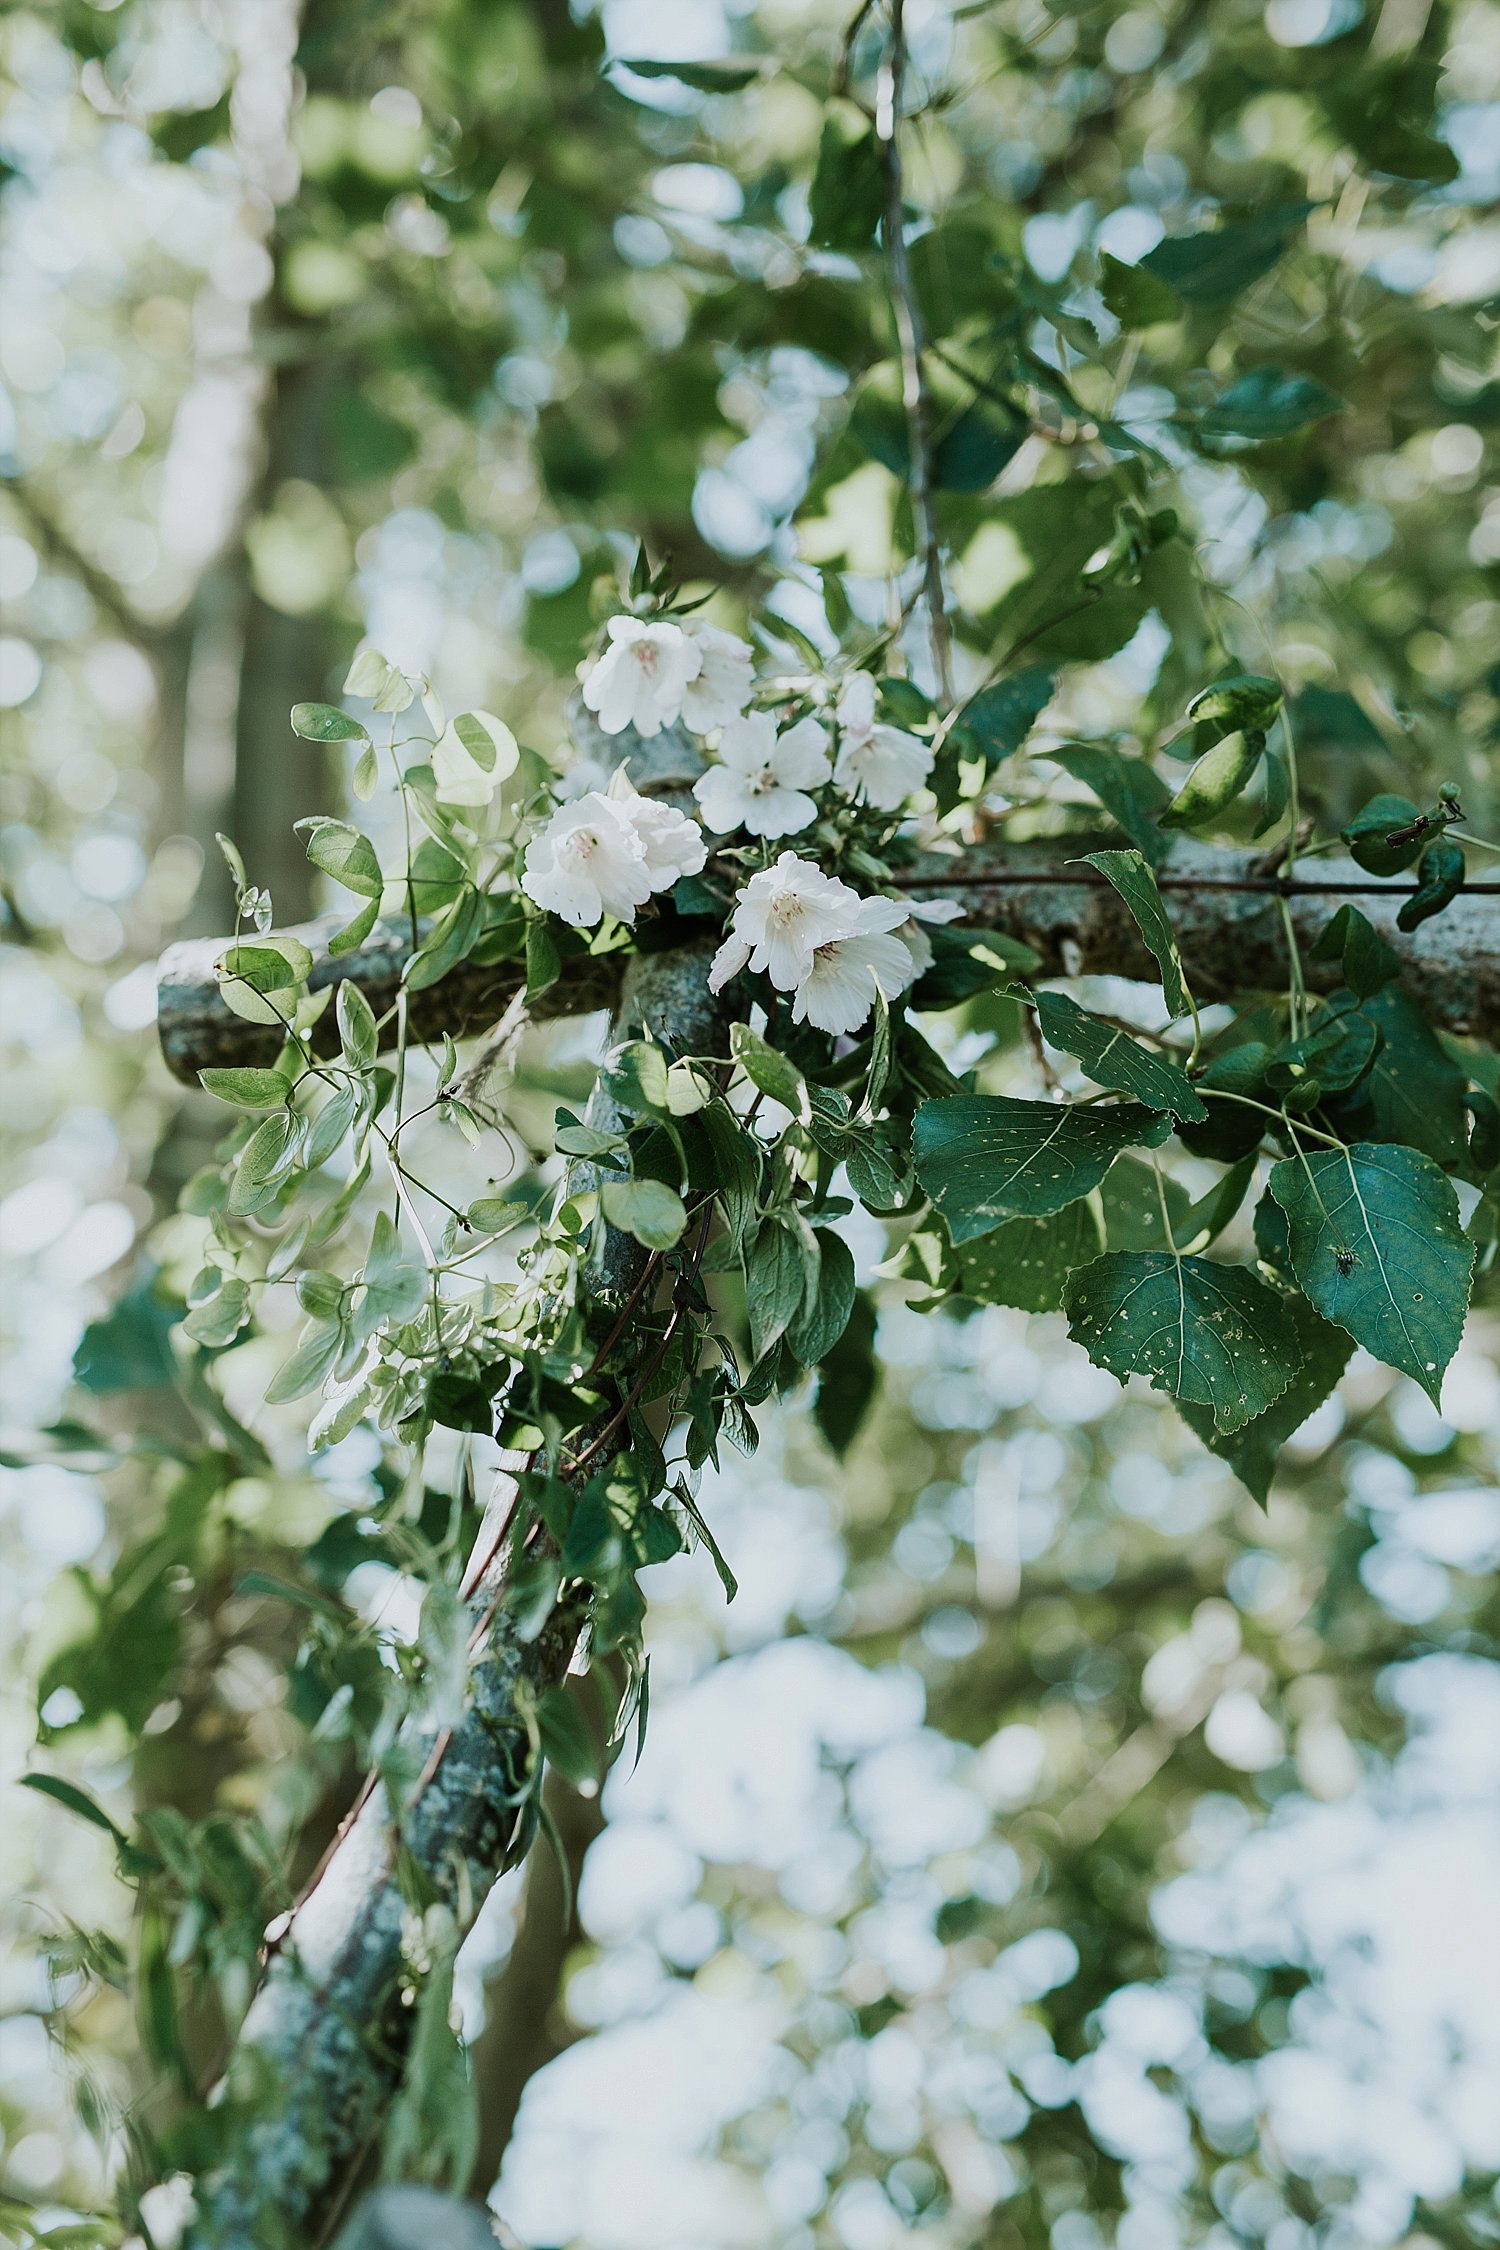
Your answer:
198;1066;293;1109
962;667;1056;766
808;108;884;253
1141;202;1314;307
524;914;561;1003
263;1321;342;1405
407;888;482;993
20;1772;130;1846
1100;1154;1191;1251
1099;252;1180;327
600;1177;688;1252
1269;1143;1474;1405
1309;903;1402;1000
1268;1001;1380;1098
1064;1252;1299;1432
1195;370;1345;441
914;1096;1166;1240
952;1198;1105;1313
467;1198;527;1233
604;1040;672;1117
788;1231;856;1365
302;819;384;897
1184;674;1282;744
228;1112;296;1217
537;1685;600;1787
328;895;382;958
1177;1296;1353;1506
615;55;764;92
1032;990;1206;1120
337;981;378;1067
1341;793;1425;877
1158;730;1264;831
1333;986;1468;1167
1044;742;1171;863
1397;837;1464;933
813;1291;878;1459
731;1023;810;1122
1078;848;1190;1017
745;1218;809;1359
290;701;370;745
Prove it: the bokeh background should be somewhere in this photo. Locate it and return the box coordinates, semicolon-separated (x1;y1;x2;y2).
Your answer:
2;0;1499;2245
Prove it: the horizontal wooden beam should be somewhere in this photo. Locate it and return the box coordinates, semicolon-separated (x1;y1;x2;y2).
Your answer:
156;836;1499;1081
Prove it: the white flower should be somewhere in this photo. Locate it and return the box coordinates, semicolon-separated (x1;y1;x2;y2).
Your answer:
708;853;862;995
432;711;520;808
680;618;754;732
792;896;915;1036
521;794;652;927
833;671;934;812
582;617;701;737
893;895;965;979
605;766;707;887
693;713;831;839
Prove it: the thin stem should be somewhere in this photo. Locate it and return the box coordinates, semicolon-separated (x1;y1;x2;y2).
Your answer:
878;0;953;707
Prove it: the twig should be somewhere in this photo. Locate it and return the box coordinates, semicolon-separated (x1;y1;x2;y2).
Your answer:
878;0;953;706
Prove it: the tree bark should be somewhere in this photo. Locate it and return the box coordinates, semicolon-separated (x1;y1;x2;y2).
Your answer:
180;939;728;2250
156;837;1500;1082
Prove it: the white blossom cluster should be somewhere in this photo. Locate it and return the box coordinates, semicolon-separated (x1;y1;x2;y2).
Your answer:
516;613;954;1036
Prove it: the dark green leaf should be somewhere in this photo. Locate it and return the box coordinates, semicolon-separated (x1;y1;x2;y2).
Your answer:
1342;793;1425;876
813;1292;878;1459
788;1231;857;1365
963;667;1056;764
732;1023;810;1122
615;56;764;92
1078;848;1190;1017
1065;1252;1299;1431
1032;990;1206;1119
1195;370;1345;441
1269;1143;1474;1403
1177;1295;1354;1505
1309;904;1402;1000
914;1096;1166;1240
1141;202;1314;307
1099;252;1180;327
808;112;884;253
745;1218;809;1359
1397;838;1465;933
952;1199;1105;1313
1044;743;1171;862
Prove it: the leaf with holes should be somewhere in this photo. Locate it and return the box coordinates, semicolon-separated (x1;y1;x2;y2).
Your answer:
1064;1252;1299;1432
1177;1295;1353;1505
914;1097;1166;1241
1268;1143;1473;1404
952;1198;1105;1314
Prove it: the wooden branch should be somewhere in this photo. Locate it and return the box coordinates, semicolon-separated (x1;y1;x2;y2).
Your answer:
157;834;1500;1083
181;942;730;2250
896;834;1500;1042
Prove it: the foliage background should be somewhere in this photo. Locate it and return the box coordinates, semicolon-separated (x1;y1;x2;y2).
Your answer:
2;0;1499;2245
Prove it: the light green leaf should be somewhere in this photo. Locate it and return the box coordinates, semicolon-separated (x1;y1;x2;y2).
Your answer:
600;1177;688;1252
1158;730;1264;832
1268;1143;1474;1404
337;981;377;1067
731;1023;810;1122
290;701;370;745
264;1321;342;1405
301;819;383;897
328;895;382;957
1064;1252;1299;1432
406;888;481;993
1078;848;1190;1018
467;1198;527;1233
914;1096;1167;1240
1032;990;1206;1120
198;1067;294;1109
604;1041;672;1116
